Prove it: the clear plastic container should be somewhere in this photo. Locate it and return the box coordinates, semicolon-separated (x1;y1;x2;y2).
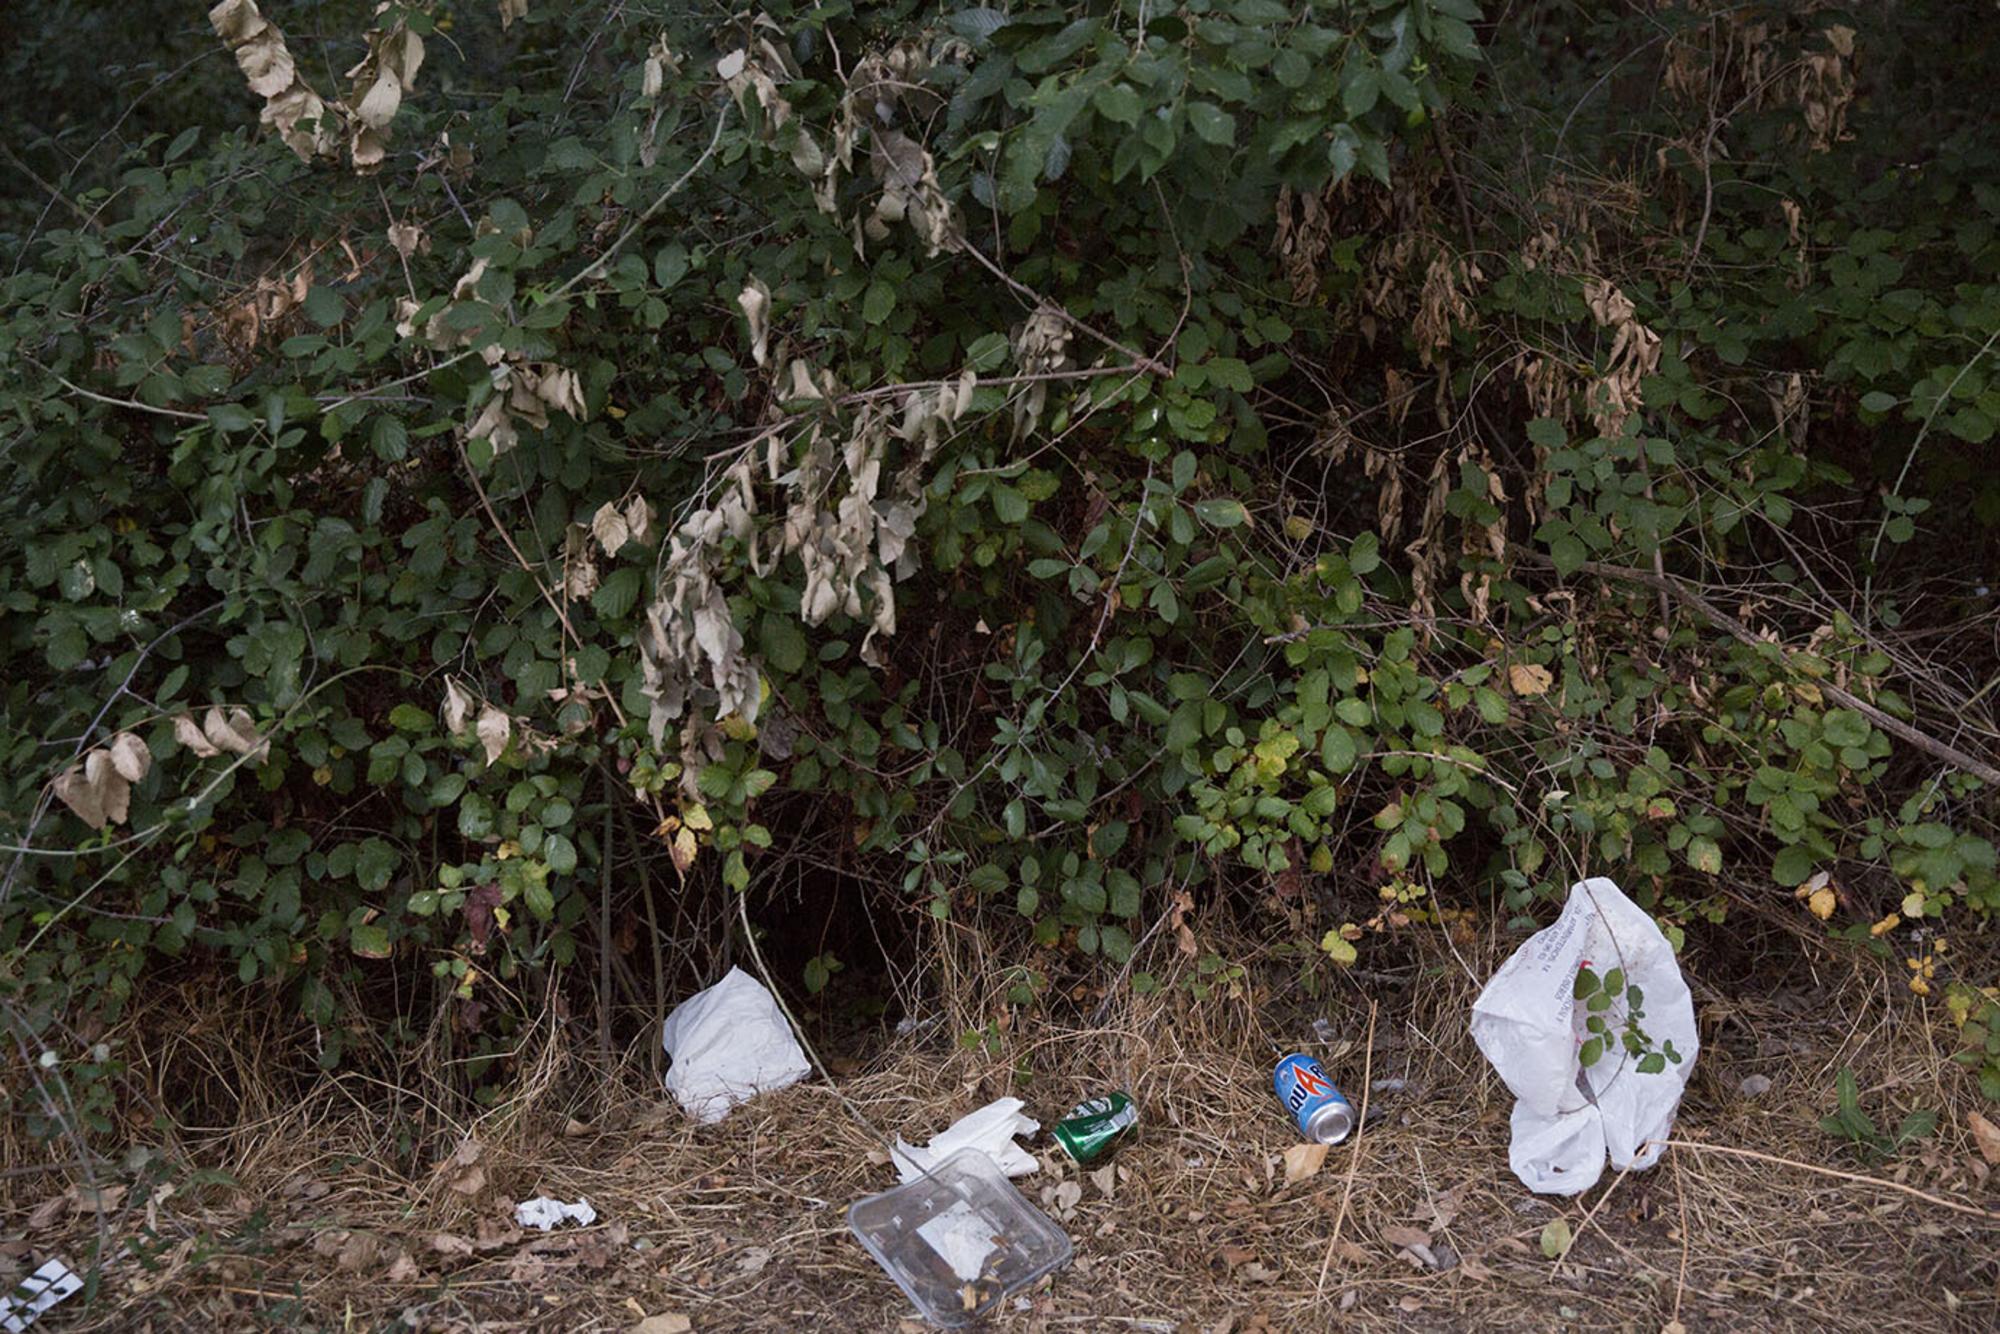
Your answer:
847;1146;1074;1327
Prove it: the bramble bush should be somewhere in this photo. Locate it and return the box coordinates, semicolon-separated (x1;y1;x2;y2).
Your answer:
4;0;2000;1125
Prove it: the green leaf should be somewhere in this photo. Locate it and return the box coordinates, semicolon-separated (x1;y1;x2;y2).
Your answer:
1688;836;1722;875
349;922;392;959
1858;390;1898;413
653;243;689;289
1093;82;1142;126
1540;1217;1572;1259
592;567;643;619
389;704;432;732
302;285;344;328
1771;843;1815;886
355;839;397;893
1342;64;1381;117
1186;101;1237;146
1320;725;1357;773
1549;534;1586;576
1527;417;1568;449
863;280;897;324
544;833;578;875
1193;498;1248;528
1578;1037;1604;1068
992;484;1029;525
1573;967;1600;999
761;612;808;674
1602;967;1625;997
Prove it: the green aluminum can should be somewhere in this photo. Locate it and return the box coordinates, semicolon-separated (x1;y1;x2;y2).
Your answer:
1052;1091;1138;1164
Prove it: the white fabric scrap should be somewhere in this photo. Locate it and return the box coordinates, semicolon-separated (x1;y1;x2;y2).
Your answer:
916;1201;999;1282
661;966;812;1124
514;1196;597;1231
893;1097;1040;1183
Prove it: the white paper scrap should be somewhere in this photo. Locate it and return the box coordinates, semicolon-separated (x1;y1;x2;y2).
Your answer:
916;1201;997;1282
514;1196;597;1231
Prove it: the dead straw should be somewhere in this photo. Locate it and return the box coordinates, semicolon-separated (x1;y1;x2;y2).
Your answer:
1314;997;1378;1297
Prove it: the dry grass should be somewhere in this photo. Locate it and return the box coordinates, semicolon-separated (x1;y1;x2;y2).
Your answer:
6;920;2000;1333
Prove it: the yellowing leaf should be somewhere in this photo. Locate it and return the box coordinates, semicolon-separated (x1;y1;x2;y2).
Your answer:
1902;890;1927;919
670;826;698;872
1539;1217;1572;1259
1869;912;1901;937
1320;929;1358;966
1282;1142;1329;1185
1807;885;1837;920
682;804;714;832
1508;663;1553;697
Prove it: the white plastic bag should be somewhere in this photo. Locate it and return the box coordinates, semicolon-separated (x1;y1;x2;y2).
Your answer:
661;966;812;1123
1470;877;1699;1195
892;1097;1040;1183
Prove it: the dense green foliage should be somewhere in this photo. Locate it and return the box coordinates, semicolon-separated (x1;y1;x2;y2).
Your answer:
5;0;2000;1124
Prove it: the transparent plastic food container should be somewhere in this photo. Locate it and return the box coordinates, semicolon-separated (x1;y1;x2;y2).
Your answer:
847;1145;1073;1327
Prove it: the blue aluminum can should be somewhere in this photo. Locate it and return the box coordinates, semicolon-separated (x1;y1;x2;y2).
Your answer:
1273;1052;1355;1145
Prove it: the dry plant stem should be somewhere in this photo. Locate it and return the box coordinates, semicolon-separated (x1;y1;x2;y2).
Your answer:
1671;1154;1691;1325
1551;1161;1630;1281
1661;1137;2000;1223
615;799;669;1081
598;794;614;1072
1315;998;1379;1298
1519;548;2000;786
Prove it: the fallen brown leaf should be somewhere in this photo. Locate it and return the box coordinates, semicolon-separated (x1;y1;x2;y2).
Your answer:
385;1250;421;1282
1380;1224;1432;1250
431;1233;475;1257
1282;1141;1329;1185
1969;1110;2000;1165
1508;662;1553;697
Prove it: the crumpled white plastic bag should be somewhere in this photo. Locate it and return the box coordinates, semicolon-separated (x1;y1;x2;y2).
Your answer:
892;1097;1040;1183
661;966;812;1124
1470;877;1699;1195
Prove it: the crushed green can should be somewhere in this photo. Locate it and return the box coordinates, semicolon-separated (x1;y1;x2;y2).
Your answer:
1052;1091;1138;1164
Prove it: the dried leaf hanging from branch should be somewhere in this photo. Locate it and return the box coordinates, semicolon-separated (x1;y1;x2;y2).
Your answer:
209;0;342;161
